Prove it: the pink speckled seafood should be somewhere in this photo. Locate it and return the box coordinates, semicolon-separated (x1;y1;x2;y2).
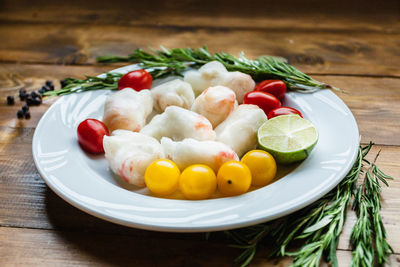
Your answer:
103;88;153;133
184;61;255;103
191;85;237;128
215;104;268;157
161;137;238;172
103;130;164;187
140;106;216;141
151;79;195;112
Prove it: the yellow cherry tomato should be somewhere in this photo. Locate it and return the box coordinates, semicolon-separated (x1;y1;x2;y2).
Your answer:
241;150;277;186
217;161;251;196
145;159;180;196
179;164;217;200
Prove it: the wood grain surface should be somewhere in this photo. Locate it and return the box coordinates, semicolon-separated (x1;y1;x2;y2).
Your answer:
1;0;399;266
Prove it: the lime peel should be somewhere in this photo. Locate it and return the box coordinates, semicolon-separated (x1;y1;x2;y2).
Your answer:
257;115;318;164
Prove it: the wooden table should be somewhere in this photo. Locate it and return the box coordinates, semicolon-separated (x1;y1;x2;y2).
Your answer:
1;0;399;265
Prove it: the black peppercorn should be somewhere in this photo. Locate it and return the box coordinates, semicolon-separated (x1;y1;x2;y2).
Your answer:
60;79;67;88
19;89;27;101
22;104;29;113
17;109;24;119
30;91;41;98
33;97;42;105
45;80;53;87
7;95;14;105
26;96;34;106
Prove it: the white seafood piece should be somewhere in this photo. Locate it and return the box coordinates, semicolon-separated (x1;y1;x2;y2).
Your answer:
151;79;195;112
161;137;238;172
103;130;164;187
191;85;237;128
215;104;268;157
103;88;153;133
140;106;215;141
184;61;255;103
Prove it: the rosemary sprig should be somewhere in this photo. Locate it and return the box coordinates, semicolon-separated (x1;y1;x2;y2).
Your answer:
45;46;338;97
43;73;122;97
226;143;393;267
98;46;337;92
351;149;393;266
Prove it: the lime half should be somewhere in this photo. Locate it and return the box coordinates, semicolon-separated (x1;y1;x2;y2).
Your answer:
257;114;318;164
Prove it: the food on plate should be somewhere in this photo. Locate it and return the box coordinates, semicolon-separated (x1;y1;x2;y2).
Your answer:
140;106;216;141
257;114;318;164
77;119;109;154
267;107;303;119
243;91;281;115
217;161;252;196
241;150;277;186
191;85;237;128
215;104;268;157
117;69;153;91
103;88;153;133
161;137;239;172
144;159;180;196
179;164;217;200
75;59;318;200
151;79;195;112
184;61;255;103
103;130;164;187
254;79;286;100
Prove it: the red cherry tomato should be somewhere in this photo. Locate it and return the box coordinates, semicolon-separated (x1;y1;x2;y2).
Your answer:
254;80;287;100
77;119;109;154
243;91;281;115
117;69;152;91
267;107;303;119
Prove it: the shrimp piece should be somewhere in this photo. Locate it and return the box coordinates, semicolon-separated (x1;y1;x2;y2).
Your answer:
140;106;216;141
191;85;237;128
184;61;255;103
215;104;268;157
161;137;238;172
151;79;195;112
103;130;164;187
103;88;153;133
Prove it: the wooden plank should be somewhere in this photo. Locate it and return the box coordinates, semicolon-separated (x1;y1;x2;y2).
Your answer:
0;24;399;77
0;227;234;266
1;227;399;266
1;0;399;33
1;64;399;145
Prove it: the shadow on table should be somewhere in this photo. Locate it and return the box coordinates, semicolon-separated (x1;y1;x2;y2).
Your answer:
44;187;234;266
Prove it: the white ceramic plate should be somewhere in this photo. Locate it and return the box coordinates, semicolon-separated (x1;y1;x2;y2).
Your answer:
32;64;359;232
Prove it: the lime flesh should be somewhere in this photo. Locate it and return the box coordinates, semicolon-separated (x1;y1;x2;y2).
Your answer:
257;115;318;164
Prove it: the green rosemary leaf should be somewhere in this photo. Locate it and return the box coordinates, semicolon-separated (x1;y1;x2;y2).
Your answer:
97;46;338;92
46;46;338;96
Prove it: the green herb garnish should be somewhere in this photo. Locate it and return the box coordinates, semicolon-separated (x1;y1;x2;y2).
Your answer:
45;46;337;96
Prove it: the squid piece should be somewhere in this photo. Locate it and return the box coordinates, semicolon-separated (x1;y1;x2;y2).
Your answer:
140;106;216;141
183;61;255;103
161;137;239;172
215;104;268;157
103;130;164;187
151;79;195;112
103;88;153;133
191;85;237;128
